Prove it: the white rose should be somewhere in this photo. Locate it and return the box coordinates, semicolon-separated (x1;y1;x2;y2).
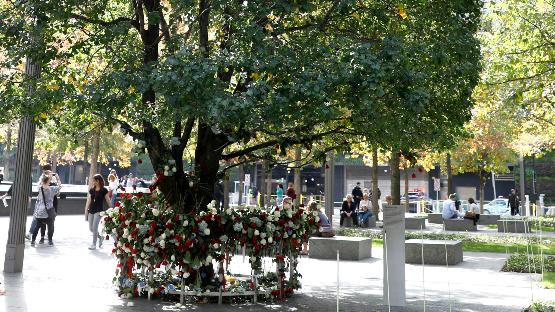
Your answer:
183;272;190;278
213;243;219;249
205;255;213;265
260;232;266;238
260;239;267;245
254;230;260;236
161;233;166;240
112;228;117;234
164;165;169;171
183;220;189;227
99;211;105;216
141;213;146;218
172;167;177;172
171;255;176;261
226;208;232;215
143;238;149;244
268;237;273;243
204;228;211;236
189;181;194;187
152;209;160;216
164;171;169;176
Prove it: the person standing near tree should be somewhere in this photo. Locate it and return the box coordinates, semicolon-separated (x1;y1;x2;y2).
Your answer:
352;182;363;209
107;173;119;208
285;182;296;201
85;174;112;250
276;183;284;207
31;172;61;246
508;189;520;216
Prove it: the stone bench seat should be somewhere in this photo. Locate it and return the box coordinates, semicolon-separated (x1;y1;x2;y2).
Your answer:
443;218;477;231
498;219;527;233
405;217;426;230
405;239;463;265
309;236;372;260
477;214;500;225
427;213;443;224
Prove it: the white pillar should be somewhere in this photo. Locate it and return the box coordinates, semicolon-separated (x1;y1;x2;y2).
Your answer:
383;204;405;306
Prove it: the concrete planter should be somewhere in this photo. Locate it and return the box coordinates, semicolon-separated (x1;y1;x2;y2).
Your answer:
427;213;443;224
497;220;527;233
443;219;477;231
405;239;463;265
405;217;426;230
309;236;372;260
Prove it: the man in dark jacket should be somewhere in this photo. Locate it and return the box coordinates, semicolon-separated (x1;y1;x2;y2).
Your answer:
508;189;520;216
351;182;363;209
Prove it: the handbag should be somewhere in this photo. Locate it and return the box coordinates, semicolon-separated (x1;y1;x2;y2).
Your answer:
464;211;476;218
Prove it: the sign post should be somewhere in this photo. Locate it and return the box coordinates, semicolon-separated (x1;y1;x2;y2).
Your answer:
433;177;440;212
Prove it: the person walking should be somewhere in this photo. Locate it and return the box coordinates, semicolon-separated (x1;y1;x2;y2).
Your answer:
26;165;58;241
351;182;363;209
276;183;284;207
85;174;112;250
31;172;61;246
508;189;520;216
108;173;119;208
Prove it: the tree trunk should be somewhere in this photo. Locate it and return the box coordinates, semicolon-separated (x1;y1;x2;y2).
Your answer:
87;128;100;188
446;153;453;196
519;154;526;216
260;161;266;207
51;151;57;174
390;151;401;205
83;141;89;185
3;125;12;181
223;174;230;209
294;148;302;206
479;170;485;213
371;147;379;220
266;162;273;207
404;164;409;211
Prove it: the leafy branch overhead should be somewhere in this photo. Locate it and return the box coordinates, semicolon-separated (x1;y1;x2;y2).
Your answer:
0;0;483;210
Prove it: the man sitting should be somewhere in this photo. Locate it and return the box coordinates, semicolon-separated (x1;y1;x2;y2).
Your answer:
442;194;459;220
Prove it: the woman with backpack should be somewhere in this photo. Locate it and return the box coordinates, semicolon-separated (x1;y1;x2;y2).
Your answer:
85;174;112;250
31;171;62;247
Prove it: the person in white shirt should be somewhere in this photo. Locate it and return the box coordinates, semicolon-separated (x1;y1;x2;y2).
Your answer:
442;194;458;220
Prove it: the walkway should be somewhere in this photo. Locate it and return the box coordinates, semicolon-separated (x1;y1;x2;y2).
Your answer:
1;215;554;312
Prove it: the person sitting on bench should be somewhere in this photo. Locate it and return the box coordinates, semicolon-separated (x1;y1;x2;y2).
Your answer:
340;194;357;226
442;194;459;220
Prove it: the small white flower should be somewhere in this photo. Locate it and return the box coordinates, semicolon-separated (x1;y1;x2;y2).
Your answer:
171;255;176;261
125;220;130;225
141;213;146;218
213;243;219;249
268;237;273;243
164;171;169;176
152;209;160;216
172;167;177;172
220;235;228;242
260;232;266;238
164;165;169;171
168;159;176;165
226;208;233;215
189;181;194;187
183;220;189;227
143;238;149;244
254;230;260;236
260;239;267;245
183;272;190;278
112;228;117;234
99;211;105;216
204;228;211;236
160;233;166;240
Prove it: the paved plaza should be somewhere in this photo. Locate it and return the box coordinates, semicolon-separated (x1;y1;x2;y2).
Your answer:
1;215;554;312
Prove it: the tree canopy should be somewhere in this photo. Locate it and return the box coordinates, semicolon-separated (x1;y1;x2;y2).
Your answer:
0;0;483;210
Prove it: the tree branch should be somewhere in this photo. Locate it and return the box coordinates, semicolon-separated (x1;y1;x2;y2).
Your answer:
179;118;196;151
69;13;137;28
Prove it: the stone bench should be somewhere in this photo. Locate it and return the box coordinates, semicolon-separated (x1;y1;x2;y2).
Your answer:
427;213;443;224
443;218;477;231
497;220;527;233
359;215;376;228
309;236;372;260
405;239;463;265
477;214;500;225
405;217;426;230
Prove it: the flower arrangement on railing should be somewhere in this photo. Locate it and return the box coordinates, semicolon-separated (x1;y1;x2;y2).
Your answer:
102;186;321;301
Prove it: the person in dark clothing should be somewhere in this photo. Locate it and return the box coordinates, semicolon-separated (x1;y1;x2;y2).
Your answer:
508;189;520;216
285;182;296;200
351;182;363;209
340;194;358;227
85;174;112;250
454;193;461;211
213;182;224;208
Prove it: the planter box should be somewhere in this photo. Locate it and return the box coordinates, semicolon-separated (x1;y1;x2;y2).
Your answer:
443;219;477;231
477;214;500;225
427;213;443;224
497;220;527;233
405;239;463;265
309;236;372;260
405;217;426;230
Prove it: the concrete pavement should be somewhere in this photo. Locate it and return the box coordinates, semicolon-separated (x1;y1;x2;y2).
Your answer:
1;215;554;312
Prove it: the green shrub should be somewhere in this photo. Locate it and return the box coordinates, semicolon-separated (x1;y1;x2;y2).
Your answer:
502;253;555;273
522;302;555;312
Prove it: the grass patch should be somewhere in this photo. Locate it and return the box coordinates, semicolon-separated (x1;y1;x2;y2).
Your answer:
464;242;555;255
543;272;555;289
523;301;555;312
372;239;383;247
486;224;497;229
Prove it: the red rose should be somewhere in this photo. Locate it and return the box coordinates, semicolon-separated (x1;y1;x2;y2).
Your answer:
250;223;257;229
136;192;143;198
115;201;121;207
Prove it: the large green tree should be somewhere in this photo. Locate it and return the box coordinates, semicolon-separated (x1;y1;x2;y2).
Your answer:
0;0;482;212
